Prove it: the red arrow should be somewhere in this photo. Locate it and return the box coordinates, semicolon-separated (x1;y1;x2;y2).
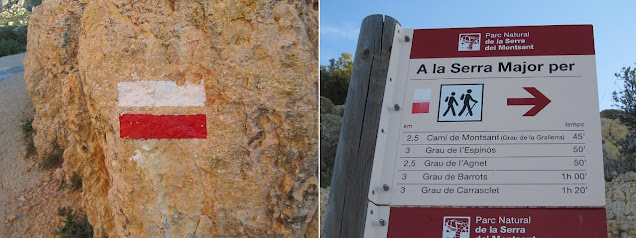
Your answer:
507;87;551;116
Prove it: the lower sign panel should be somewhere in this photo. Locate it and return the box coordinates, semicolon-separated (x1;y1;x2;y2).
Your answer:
386;207;607;238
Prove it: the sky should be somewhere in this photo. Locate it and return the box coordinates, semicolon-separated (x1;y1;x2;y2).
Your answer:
320;0;636;111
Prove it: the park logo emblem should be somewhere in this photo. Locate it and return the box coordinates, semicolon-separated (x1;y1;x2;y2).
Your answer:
458;33;481;51
442;216;471;238
412;88;431;114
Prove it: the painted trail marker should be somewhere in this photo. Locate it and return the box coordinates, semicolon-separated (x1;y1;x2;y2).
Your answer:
118;80;207;139
118;80;206;107
364;24;606;237
119;114;207;139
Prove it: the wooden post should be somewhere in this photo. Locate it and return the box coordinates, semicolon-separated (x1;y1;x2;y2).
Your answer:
323;15;399;238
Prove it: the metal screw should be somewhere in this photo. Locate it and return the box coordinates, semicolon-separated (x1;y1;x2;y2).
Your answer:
389;78;392;82
405;35;410;42
394;104;400;111
381;129;385;133
383;184;390;191
379;219;386;226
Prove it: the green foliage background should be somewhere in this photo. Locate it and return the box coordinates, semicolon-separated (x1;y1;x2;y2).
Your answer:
612;65;636;172
320;53;353;105
0;0;41;57
0;26;27;56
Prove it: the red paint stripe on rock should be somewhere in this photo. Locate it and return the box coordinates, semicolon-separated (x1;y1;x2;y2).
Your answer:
119;114;207;139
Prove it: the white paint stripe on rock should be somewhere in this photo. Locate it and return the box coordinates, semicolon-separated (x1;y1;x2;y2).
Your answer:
118;80;206;107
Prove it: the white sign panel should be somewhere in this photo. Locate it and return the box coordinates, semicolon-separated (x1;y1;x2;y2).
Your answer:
367;25;605;207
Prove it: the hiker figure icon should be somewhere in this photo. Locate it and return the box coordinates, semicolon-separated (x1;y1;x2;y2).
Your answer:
443;92;459;116
458;89;478;116
437;84;483;122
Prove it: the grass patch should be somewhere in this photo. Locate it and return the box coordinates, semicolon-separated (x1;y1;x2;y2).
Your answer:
20;117;36;159
21;118;65;169
70;173;82;191
20;117;33;133
39;141;63;169
55;207;93;238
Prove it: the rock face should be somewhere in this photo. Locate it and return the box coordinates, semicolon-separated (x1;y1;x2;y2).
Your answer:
332;104;344;117
319;187;328;226
319;114;341;178
320;96;334;114
602;118;628;160
601;117;635;181
606;172;636;238
24;0;318;237
319;98;343;187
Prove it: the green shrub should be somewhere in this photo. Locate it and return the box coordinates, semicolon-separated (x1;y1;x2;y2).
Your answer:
0;26;28;43
21;117;36;159
601;109;622;120
320;53;353;105
40;141;63;169
55;209;93;238
29;0;43;10
70;173;82;191
0;39;25;56
612;65;636;173
20;117;33;133
0;26;28;56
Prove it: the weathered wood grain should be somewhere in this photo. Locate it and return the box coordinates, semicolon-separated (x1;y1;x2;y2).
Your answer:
323;14;399;238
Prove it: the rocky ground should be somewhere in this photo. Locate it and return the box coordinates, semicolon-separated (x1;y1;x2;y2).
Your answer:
0;53;81;237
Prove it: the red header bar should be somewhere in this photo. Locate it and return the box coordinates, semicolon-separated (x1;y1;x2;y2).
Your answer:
410;25;595;59
387;207;607;238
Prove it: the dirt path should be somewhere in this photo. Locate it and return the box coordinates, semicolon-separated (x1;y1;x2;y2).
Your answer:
0;53;81;237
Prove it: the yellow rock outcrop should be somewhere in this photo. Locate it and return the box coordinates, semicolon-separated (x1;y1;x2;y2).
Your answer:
24;0;318;237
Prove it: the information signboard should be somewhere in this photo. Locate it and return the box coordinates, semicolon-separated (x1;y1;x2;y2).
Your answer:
364;24;606;237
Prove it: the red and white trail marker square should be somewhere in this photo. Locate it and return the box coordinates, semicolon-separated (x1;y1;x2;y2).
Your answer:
412;88;431;114
117;80;208;139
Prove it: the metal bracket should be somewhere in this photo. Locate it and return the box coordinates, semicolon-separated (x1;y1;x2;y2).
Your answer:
363;202;391;238
367;24;414;205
